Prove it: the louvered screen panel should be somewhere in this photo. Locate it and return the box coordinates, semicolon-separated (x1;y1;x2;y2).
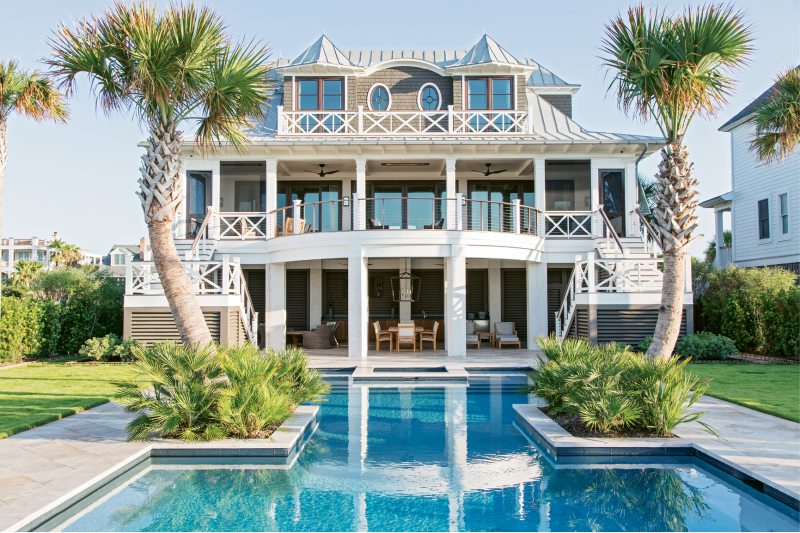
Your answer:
547;287;561;335
286;270;309;331
411;270;444;317
368;270;397;318
324;271;348;318
577;309;589;338
466;270;487;315
131;311;220;345
597;309;687;346
247;270;265;319
502;270;527;346
547;270;562;284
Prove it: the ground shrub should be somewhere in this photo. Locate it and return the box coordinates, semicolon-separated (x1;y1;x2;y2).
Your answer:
0;297;61;361
79;334;121;361
675;332;737;360
525;335;712;436
113;343;329;442
698;266;799;356
113;338;147;362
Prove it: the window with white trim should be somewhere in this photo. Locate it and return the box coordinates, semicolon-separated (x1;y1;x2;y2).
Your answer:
779;193;789;235
368;84;391;111
758;199;770;240
418;83;441;111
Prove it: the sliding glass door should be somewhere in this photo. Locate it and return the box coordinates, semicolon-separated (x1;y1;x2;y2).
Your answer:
277;182;341;233
363;181;446;229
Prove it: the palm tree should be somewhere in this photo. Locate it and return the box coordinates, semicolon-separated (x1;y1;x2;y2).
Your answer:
13;259;43;287
601;4;753;358
63;243;81;267
0;59;67;319
748;67;800;164
47;1;273;347
48;238;68;268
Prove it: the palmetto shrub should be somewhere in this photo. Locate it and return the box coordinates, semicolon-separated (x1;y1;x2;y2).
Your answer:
526;336;713;435
113;343;329;442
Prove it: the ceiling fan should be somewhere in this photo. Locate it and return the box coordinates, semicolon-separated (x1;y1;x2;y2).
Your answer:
306;164;340;177
473;163;507;176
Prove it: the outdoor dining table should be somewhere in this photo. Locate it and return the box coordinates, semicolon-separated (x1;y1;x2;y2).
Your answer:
387;326;424;351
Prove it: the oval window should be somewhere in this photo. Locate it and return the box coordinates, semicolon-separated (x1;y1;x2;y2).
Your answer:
370;86;390;111
419;84;440;111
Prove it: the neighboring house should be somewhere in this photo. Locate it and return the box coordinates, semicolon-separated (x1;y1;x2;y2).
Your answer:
123;34;691;352
701;75;800;274
0;233;103;279
102;238;150;278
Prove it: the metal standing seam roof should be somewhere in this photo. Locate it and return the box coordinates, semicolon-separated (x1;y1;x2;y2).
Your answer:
276;34;576;88
451;34;519;66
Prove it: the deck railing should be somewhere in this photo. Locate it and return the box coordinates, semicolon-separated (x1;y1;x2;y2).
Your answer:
554;255;666;339
278;105;534;136
124;256;258;343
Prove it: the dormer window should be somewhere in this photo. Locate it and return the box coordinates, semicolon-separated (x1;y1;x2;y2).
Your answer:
467;77;513;110
297;78;343;110
369;84;391;111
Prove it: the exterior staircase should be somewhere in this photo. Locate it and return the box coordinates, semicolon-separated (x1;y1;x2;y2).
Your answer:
555;210;665;340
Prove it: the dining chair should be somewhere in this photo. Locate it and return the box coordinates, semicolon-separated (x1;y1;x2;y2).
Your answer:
373;322;392;352
397;324;417;352
419;321;439;352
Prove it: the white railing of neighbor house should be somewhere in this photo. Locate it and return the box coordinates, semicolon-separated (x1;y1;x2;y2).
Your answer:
125;256;258;344
554;254;666;340
278;105;534;136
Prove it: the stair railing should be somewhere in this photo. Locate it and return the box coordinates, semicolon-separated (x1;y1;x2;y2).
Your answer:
597;206;623;255
186;209;215;261
635;207;662;256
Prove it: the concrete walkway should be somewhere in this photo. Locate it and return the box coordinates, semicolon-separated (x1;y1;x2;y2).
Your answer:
0;373;797;530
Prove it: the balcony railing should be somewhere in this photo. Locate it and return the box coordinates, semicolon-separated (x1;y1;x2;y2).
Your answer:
125;256;258;343
277;105;534;136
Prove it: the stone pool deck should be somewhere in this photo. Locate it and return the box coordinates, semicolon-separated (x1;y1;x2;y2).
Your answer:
0;364;798;530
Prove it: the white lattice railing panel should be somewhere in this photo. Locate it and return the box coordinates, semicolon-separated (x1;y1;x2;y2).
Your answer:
362;111;449;134
280;111;358;135
452;111;528;134
595;259;664;292
218;213;269;240
544;212;594;238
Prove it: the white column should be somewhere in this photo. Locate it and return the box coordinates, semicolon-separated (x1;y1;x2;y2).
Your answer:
293;199;302;234
210;159;221;213
446;247;467;357
265;159;278;238
265;262;286;350
342;180;352;231
309;260;323;330
625;159;637;236
590;159;601;212
446;158;457;229
715;209;724;267
534;159;546;212
488;260;502;326
526;259;548;347
355;159;367;231
348;246;368;357
399;258;411;322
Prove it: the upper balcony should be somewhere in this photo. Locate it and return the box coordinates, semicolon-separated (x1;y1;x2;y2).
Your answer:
278;106;534;136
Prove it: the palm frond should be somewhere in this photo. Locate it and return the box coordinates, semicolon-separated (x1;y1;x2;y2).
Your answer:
0;58;68;121
748;67;800;163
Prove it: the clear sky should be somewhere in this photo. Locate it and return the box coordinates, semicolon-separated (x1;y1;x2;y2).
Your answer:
1;0;797;256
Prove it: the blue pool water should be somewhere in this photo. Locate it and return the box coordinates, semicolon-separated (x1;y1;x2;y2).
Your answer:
48;375;798;532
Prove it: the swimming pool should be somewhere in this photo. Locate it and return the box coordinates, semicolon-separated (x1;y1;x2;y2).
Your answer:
43;375;799;531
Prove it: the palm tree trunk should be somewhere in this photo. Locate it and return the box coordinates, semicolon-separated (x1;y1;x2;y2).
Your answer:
139;122;212;347
0;116;7;323
647;140;699;359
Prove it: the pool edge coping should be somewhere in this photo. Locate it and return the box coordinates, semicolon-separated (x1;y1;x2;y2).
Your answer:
7;405;320;533
513;404;800;512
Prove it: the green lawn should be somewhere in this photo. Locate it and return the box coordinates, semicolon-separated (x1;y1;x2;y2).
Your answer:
0;362;138;439
689;363;800;423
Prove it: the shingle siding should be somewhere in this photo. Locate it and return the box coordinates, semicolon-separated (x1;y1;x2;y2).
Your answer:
453;76;463;110
356;67;453;111
730;123;800;266
516;75;526;112
540;94;572;118
283;76;293;110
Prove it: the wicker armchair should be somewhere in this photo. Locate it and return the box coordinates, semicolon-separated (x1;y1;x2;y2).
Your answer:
327;322;339;346
302;324;335;349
